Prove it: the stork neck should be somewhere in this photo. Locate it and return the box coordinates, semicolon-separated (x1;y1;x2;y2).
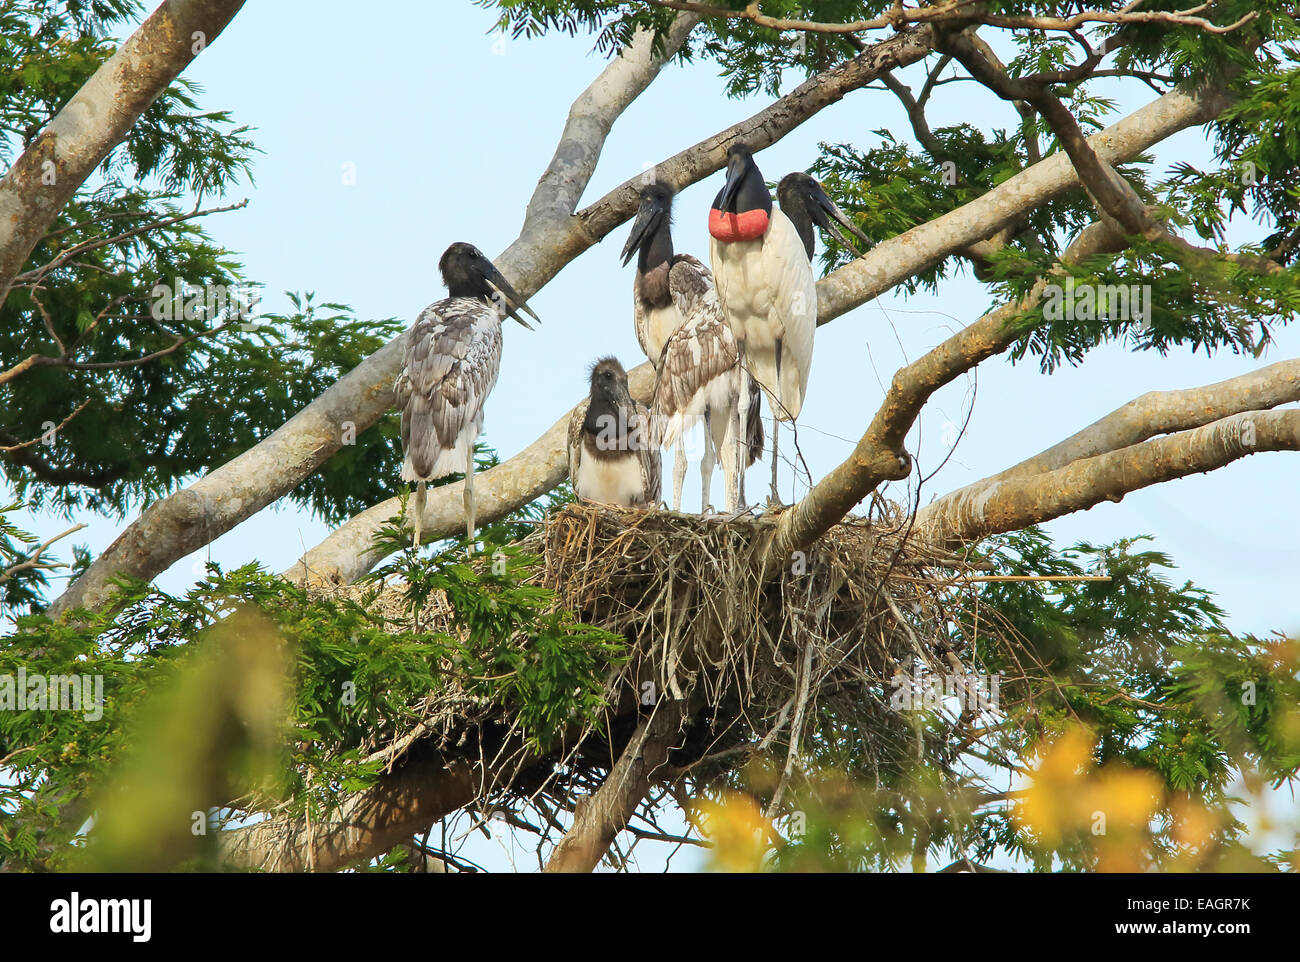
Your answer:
445;276;490;301
582;391;631;455
636;219;674;275
714;167;772;216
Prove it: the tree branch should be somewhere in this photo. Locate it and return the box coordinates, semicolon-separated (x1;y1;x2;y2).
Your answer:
0;523;86;585
0;400;91;453
217;747;485;873
916;357;1300;542
11;199;248;290
0;0;248;306
938;27;1285;281
543;700;685;873
0;318;240;390
764;219;1129;568
639;0;1257;37
916;409;1300;544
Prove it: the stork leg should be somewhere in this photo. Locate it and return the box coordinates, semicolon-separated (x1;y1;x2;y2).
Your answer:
717;398;739;513
412;480;427;548
463;455;476;556
769;338;783;507
672;438;687;512
699;408;717;511
734;343;751;512
770;419;781;506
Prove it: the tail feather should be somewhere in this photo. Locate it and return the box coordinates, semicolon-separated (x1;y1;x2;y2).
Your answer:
400;396;474;481
403;395;437;479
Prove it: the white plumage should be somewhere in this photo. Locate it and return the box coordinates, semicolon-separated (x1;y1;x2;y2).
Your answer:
396;299;501;481
708;207;817;424
571;442;656;506
633;287;681;370
622;184;759;512
707;148;871;505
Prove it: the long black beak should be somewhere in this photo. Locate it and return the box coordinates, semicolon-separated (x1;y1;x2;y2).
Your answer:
616;378;636;411
717;159;746;213
810;184;872;255
620;202;663;267
481;262;541;329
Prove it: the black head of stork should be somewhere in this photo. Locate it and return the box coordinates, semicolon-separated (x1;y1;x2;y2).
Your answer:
776;173;872;261
582;356;638;445
438;242;541;329
710;143;773;243
621;183;676;269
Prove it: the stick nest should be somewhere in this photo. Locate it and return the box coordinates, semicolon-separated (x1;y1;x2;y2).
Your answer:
313;503;1025;867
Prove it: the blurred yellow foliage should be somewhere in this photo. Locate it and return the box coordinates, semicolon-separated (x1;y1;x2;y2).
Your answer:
1015;725;1164;870
692;791;770;873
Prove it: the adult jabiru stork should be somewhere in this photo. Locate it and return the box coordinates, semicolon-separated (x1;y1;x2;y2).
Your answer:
621;183;761;511
394;242;540;550
567;357;661;507
707;145;870;505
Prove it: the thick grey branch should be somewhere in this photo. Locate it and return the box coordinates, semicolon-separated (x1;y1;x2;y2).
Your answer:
543;700;685;873
0;0;248;306
916;358;1300;542
764;220;1129;566
915;410;1300;544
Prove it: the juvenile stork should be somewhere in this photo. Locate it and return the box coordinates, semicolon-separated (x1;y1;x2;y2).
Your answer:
621;183;761;510
707;145;870;504
653;264;764;512
567;357;661;507
394;242;539;549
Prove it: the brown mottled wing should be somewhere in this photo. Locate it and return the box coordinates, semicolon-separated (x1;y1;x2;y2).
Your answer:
634;400;662;504
652;256;740;424
400;297;502;477
567;401;587;492
394;369;413;455
633;273;652;362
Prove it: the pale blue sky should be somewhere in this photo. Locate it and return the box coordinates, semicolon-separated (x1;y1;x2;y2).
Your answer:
7;1;1299;870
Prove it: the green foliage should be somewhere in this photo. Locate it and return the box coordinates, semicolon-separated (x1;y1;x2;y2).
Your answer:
0;2;405;528
0;500;55;612
478;0;686;56
367;534;626;753
810;128;1104;294
987;241;1300;372
3;283;407;522
718;529;1300;872
0;529;625;870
